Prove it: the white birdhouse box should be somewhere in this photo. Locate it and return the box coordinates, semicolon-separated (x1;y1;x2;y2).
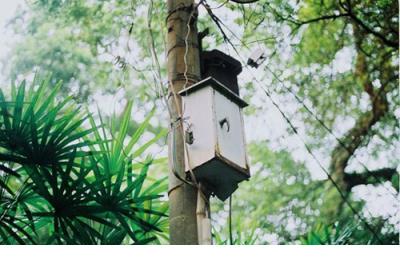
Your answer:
179;77;250;201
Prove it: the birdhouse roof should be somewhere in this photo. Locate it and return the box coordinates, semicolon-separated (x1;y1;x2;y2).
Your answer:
179;77;248;108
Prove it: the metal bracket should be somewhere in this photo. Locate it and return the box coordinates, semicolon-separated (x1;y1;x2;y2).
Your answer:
185;129;194;144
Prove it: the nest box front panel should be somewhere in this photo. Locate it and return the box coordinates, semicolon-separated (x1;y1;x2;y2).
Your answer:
182;86;216;172
213;89;248;171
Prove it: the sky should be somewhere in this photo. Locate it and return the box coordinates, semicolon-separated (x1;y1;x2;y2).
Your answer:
0;0;24;55
0;0;25;85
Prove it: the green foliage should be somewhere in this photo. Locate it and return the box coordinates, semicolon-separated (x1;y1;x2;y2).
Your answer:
212;141;319;244
301;222;357;245
0;77;89;167
212;141;398;244
301;218;399;245
213;227;258;245
0;78;167;244
1;0;398;245
4;0;169;102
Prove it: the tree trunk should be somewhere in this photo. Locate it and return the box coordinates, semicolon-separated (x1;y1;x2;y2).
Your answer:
166;0;202;244
329;23;397;192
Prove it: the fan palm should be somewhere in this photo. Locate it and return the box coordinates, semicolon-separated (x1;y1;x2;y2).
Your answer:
0;77;168;244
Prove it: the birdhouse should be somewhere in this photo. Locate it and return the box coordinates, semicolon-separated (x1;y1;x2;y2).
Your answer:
179;77;250;201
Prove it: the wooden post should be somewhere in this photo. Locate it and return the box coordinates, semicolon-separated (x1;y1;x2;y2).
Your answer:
166;0;203;245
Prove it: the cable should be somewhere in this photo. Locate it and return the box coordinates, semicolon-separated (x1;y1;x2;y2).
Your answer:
202;10;385;243
207;0;229;10
229;0;259;4
261;64;398;198
228;195;233;245
262;65;398;197
250;53;383;244
263;88;384;244
203;4;398;198
165;2;212;245
171;1;212;245
166;1;210;208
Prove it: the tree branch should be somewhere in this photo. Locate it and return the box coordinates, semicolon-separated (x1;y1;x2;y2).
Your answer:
329;24;394;190
344;168;398;191
229;0;259;4
293;13;350;26
266;1;398;49
339;0;398;49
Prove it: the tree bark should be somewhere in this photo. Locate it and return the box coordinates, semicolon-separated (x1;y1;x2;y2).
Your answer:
344;168;398;191
329;23;397;191
166;0;201;244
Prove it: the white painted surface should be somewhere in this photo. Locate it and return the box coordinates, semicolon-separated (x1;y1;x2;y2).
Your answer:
181;83;249;174
182;86;215;171
213;89;247;169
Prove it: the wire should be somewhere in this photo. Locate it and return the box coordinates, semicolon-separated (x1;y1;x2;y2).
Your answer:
210;4;397;196
168;2;212;246
169;2;198;187
207;0;229;10
182;7;193;91
230;0;259;4
228;195;233;245
166;1;210;208
263;88;384;244
202;9;385;243
202;3;398;199
251;52;383;244
147;0;168;102
261;65;398;198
